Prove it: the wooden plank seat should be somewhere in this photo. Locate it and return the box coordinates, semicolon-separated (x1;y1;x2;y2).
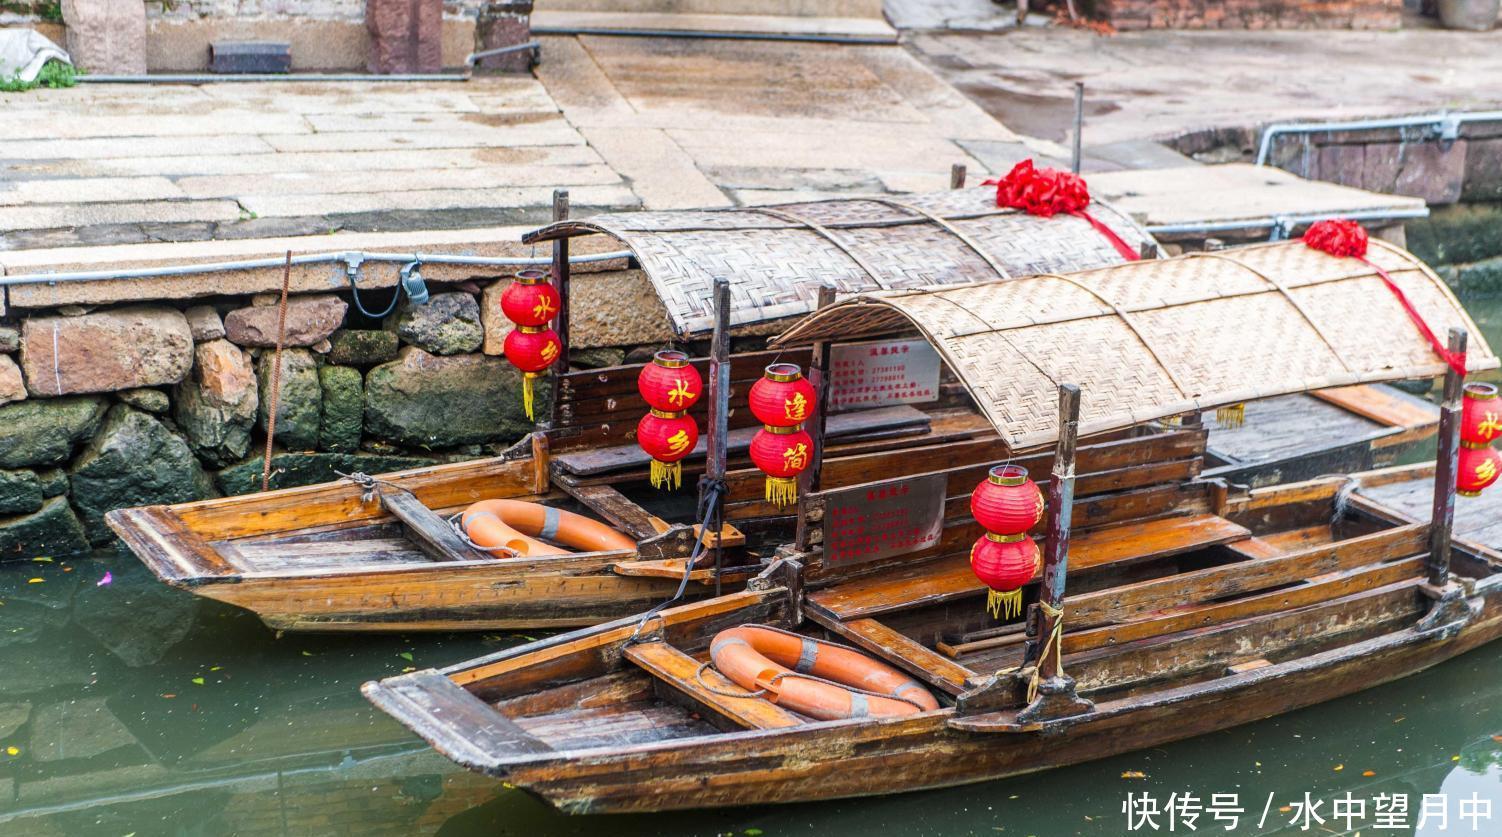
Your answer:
624;640;804;729
808;514;1252;621
553;406;931;476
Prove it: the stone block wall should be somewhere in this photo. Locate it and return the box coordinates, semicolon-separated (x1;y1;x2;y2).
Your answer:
0;273;644;562
1085;0;1404;29
1261;118;1502;301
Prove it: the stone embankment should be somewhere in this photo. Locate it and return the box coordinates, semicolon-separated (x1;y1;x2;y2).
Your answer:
0;276;633;560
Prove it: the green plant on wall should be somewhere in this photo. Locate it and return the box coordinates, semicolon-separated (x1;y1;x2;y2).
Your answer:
0;1;61;21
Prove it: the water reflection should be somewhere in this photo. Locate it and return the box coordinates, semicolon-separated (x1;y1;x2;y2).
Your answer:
1;546;1500;836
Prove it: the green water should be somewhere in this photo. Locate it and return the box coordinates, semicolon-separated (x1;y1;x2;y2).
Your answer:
3;296;1501;837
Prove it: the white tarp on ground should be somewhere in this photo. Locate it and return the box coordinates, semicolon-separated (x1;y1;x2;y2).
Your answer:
0;29;71;82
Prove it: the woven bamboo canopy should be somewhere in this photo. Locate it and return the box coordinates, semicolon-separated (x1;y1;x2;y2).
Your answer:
774;240;1500;450
522;188;1153;336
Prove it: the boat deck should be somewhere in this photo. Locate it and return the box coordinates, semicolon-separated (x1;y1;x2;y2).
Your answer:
1362;473;1502;556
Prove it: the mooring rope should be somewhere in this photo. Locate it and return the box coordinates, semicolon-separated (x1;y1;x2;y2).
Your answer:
626;479;725;644
1026;600;1067;705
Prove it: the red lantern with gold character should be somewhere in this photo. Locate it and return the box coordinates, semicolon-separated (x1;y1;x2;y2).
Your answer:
503;326;561;421
637;409;699;490
638;350;703;413
1462;383;1501;447
1458;443;1502;498
499;269;561;327
749;425;813;508
749;363;817;428
971;464;1045;535
970;533;1041;620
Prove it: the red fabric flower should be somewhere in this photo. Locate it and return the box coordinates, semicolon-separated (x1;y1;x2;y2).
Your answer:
984;160;1091;217
1302;219;1369;258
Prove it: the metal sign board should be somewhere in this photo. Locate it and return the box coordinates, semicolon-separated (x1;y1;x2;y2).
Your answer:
828;338;942;413
822;472;946;567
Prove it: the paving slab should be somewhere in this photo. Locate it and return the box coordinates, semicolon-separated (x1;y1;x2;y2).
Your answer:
907;27;1502;146
0;77;628;247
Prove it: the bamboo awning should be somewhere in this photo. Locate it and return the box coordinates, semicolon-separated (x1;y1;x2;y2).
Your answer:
773;240;1500;450
522;188;1154;335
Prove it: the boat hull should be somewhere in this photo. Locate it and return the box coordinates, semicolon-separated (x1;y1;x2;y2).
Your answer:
475;597;1502;813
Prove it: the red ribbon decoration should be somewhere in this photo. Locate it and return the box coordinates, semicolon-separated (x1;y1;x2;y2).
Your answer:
983;160;1140;262
1303;219;1467;377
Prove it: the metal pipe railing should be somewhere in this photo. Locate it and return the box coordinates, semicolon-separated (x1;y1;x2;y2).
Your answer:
0;249;633;287
1147;206;1431;241
1256;110;1502;166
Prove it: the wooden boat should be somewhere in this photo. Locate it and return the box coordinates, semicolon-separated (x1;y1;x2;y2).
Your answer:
106;188;1434;633
365;239;1502;813
102;188;1161;633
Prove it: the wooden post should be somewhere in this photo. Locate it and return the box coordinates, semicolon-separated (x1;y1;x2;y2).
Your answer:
1428;328;1467;587
950;163;967;190
795;284;838;553
548;189;570;426
1017;383;1093;723
1070;82;1084;175
704;277;732;594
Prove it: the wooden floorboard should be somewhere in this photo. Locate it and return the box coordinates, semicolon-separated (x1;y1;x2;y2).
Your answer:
1362;476;1502;550
808;513;1251;620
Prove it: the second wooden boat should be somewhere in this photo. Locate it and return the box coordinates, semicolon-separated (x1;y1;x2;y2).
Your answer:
365;238;1502;812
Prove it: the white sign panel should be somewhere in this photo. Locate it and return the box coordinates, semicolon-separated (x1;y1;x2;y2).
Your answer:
828;338;942;413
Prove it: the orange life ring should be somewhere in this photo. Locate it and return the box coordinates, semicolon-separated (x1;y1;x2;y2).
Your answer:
460;499;635;558
709;625;939;721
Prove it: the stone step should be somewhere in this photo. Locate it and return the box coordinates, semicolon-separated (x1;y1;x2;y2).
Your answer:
531;10;897;39
538;0;886;19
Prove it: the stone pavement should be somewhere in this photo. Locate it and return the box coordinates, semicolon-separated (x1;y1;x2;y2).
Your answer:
0;76;638;250
0;35;1052;250
905;25;1502;147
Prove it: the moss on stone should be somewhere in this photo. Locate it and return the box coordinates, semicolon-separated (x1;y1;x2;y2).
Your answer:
318;365;364;453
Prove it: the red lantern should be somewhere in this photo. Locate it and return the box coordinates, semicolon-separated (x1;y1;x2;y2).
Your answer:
970;533;1041;620
1458;443;1502;498
499;269;561;328
971;464;1044;535
1462;383;1501;447
637;410;699;490
749;363;817;428
749;425;814;508
638;350;703;413
503;326;561;421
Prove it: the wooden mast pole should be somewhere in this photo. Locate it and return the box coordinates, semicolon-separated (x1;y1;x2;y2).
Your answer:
794;284;838;554
547;189;570;427
1428;328;1467;587
704;277;732;595
1017;383;1094;723
950;163;967;190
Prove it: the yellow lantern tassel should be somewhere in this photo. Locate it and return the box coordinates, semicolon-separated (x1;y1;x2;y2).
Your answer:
986;588;1024;621
765;476;798;509
1216;402;1246;429
522;372;539;421
649;459;682;491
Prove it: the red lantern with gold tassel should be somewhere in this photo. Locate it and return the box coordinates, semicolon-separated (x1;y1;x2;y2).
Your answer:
502;326;561;421
1462;383;1501;447
749;363;817;428
969;464;1044;620
1459;443;1502;498
748;425;813;508
499;269;563;421
637;409;699;490
638;350;702;413
970;533;1041;620
499;269;560;327
971;464;1045;534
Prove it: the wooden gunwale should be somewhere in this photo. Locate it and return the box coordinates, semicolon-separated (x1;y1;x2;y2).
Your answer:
365;571;1497;813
